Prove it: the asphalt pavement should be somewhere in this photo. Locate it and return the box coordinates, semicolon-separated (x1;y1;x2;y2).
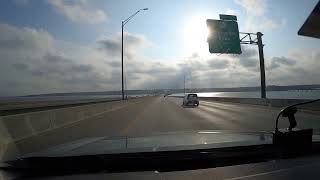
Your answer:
11;96;320;155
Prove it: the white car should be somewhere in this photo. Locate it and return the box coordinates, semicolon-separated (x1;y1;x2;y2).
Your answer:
183;94;199;106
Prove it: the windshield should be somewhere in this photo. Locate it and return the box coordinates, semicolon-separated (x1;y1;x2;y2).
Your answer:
0;0;320;163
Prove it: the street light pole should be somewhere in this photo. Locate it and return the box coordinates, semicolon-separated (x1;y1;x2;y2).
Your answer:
121;21;124;100
121;8;148;100
184;73;185;95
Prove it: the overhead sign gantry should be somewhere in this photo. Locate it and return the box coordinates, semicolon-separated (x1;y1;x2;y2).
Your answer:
207;14;266;98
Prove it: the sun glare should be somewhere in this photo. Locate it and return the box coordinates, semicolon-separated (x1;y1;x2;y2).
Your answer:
183;15;209;55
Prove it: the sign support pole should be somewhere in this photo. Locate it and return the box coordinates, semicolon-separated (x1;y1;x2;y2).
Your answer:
257;32;266;99
239;32;267;99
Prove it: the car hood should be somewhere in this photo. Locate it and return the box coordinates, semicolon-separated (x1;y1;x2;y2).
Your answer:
21;130;273;158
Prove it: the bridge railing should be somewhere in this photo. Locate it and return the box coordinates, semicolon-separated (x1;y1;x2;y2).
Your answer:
171;95;320;111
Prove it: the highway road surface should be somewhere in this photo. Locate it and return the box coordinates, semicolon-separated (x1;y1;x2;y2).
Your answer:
11;96;320;155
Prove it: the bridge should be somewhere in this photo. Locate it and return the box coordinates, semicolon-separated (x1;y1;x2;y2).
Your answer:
1;96;320;160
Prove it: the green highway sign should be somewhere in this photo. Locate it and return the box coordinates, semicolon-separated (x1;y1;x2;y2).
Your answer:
219;14;237;21
207;16;241;54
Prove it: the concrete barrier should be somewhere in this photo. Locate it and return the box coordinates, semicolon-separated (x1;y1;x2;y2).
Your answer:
0;96;147;116
0;119;13;149
0;97;149;161
0;97;149;160
0;98;146;143
0;118;19;161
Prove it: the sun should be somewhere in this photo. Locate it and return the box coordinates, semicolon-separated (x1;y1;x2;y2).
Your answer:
183;15;209;55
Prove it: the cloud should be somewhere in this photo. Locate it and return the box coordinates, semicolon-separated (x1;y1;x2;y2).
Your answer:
266;50;320;85
0;23;54;54
236;46;259;69
48;0;107;24
208;59;229;69
0;22;181;95
0;22;319;96
258;18;287;31
240;45;258;58
235;0;266;16
190;52;200;59
107;60;121;68
235;0;286;32
225;9;238;16
12;63;28;71
22;53;93;77
239;58;258;68
268;56;296;70
97;32;146;59
0;22;110;95
13;0;30;6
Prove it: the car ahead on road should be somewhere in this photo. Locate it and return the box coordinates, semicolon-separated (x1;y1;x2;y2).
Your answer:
183;94;199;107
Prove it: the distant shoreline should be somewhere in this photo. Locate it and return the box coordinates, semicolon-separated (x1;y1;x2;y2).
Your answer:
0;85;320;99
14;84;320;98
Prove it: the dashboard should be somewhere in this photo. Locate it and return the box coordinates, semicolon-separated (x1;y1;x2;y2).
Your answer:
3;154;319;179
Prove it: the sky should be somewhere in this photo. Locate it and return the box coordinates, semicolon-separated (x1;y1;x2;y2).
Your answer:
0;0;319;96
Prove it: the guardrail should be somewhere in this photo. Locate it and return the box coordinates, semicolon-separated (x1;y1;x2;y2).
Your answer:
201;97;320;111
171;96;320;111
